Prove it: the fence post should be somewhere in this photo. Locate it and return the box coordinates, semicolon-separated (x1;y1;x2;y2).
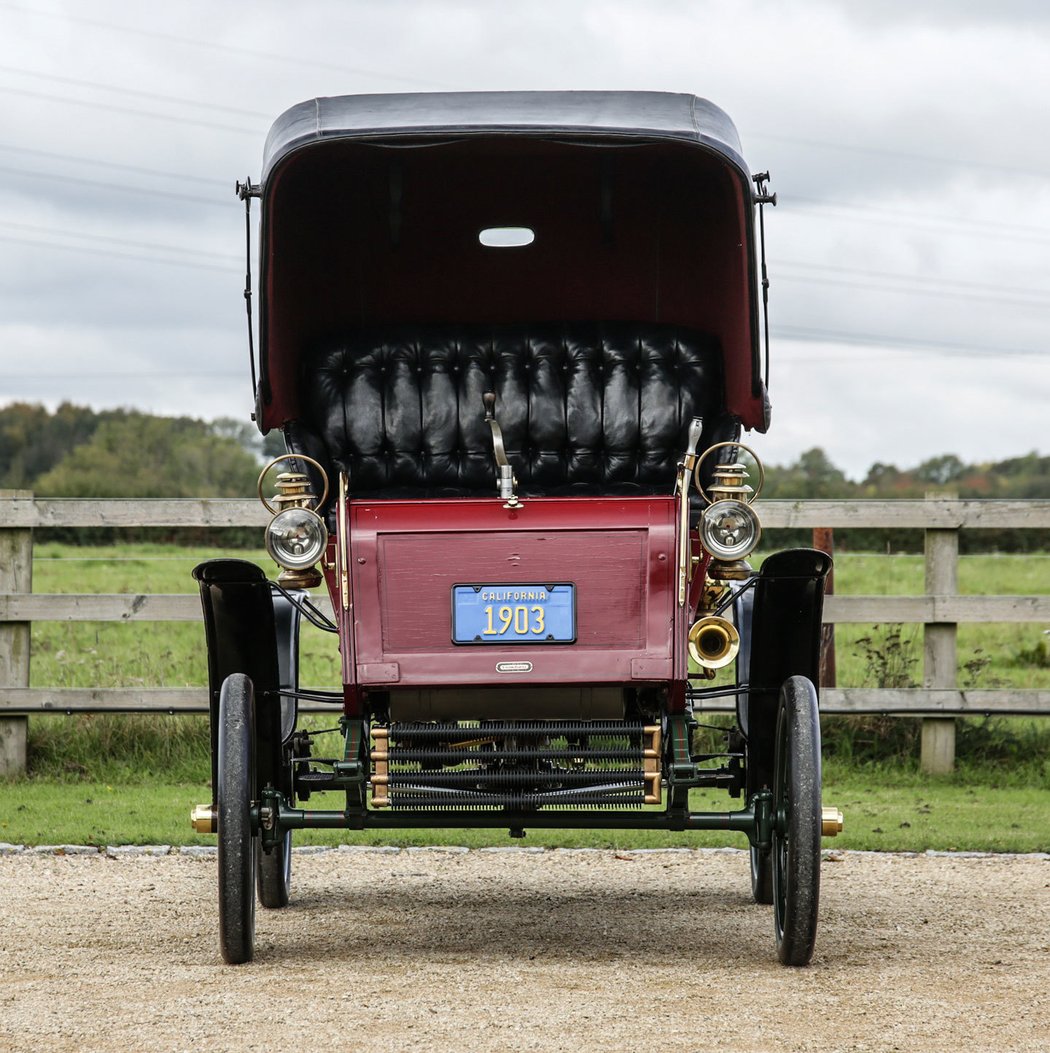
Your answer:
0;490;32;775
921;494;957;774
813;527;836;687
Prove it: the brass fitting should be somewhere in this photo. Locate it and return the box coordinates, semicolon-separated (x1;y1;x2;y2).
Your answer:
707;461;755;502
258;454;330;515
190;805;216;834
271;471;319;510
707;558;754;581
688;615;740;670
822;807;844;837
699;581;730;612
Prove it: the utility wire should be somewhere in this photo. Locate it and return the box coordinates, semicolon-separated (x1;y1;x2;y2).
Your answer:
0;62;271;119
0;84;259;136
4;2;1044;181
0;370;243;379
787;193;1050;239
773;325;1044;358
3;327;1040;382
5;215;1049;313
780;260;1050;300
0;163;228;208
751;130;1048;181
776;269;1050;311
782;198;1050;247
0;1;452;89
0;140;223;188
0;219;240;264
0;232;237;272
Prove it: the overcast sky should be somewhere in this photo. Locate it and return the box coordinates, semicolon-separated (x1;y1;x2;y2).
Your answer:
1;1;1047;478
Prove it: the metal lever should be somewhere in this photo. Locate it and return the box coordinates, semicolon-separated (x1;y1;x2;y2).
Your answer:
483;392;521;509
679;418;704;493
677;418;704;606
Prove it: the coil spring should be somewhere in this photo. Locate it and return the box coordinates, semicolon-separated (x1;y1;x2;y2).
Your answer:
383;720;647;741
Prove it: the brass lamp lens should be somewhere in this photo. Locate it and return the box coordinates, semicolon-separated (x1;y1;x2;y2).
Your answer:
700;499;761;561
264;507;328;570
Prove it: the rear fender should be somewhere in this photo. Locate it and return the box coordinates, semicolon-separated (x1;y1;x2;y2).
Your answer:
192;559;288;801
744;548;832;796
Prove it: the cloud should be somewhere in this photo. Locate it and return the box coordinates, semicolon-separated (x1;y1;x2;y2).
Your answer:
0;0;1045;476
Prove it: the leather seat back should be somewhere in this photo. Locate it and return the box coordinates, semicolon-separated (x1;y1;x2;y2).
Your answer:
285;323;737;500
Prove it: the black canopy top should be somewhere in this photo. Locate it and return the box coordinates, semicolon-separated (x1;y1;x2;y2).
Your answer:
254;90;769;434
262;90;750;184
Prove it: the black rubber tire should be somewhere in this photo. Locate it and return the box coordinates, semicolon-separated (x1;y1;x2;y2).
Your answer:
217;673;257;965
750;844;773;904
771;674;822;967
257;830;292;909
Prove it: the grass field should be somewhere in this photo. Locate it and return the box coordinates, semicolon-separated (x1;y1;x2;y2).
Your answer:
2;766;1047;853
5;542;1048;851
27;543;1050;692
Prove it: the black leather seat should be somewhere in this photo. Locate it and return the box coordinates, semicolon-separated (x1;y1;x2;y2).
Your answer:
284;323;739;503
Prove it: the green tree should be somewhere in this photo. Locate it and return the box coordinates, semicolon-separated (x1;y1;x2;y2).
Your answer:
916;454;966;486
765;447;853;499
35;413;259;498
0;402;118;488
210;415;286;462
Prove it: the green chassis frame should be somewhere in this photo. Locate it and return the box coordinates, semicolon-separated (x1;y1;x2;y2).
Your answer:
252;710;776;850
257;792;775;840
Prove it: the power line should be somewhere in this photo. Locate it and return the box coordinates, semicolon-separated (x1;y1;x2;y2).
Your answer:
776;268;1050;312
781;260;1050;301
0;232;237;273
0;2;453;89
0;371;243;380
0;62;271;119
782;197;1050;248
0;163;227;208
2;2;1039;181
773;325;1044;358
0;141;222;188
0;219;240;264
751;130;1048;181
0;84;259;136
788;194;1050;240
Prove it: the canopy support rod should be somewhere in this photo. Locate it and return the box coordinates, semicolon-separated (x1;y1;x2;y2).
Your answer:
236;178;261;414
752;172;777;390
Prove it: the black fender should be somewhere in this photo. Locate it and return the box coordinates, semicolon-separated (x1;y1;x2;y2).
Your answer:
192;559;300;802
744;548;832;797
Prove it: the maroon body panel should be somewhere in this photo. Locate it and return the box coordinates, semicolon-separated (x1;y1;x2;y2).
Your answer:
340;496;685;692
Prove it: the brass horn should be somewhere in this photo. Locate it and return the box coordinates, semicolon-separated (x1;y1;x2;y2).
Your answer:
688;616;740;670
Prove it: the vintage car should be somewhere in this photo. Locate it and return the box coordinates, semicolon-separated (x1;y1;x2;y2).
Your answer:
191;90;841;965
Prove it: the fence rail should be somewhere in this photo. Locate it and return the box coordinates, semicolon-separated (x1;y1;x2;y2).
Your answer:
2;495;1047;529
2;494;1049;775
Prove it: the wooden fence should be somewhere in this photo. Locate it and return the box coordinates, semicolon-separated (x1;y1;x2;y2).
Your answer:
1;492;1049;776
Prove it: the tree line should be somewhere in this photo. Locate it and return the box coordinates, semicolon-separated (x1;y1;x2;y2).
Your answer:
0;402;283;497
1;402;1046;549
760;447;1050;502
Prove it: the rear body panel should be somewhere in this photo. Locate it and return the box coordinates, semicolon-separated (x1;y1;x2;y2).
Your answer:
343;496;683;694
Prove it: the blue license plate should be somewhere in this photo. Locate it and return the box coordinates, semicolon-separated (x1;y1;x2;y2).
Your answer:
451;584;576;644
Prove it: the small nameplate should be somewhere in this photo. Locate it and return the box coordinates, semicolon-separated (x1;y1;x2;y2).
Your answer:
496;661;533;673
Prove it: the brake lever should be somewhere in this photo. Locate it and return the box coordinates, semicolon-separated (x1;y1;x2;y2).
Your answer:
483;392;521;509
677;418;704;605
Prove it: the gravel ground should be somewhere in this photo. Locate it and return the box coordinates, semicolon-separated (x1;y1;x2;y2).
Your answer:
0;847;1047;1053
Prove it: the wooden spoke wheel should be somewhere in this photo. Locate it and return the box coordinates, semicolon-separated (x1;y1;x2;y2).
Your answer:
771;675;822;966
217;673;257;964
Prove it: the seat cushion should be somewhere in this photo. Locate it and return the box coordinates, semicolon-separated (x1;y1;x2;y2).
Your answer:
286;322;736;499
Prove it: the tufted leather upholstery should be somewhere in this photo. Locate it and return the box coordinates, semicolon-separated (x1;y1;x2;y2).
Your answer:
284;323;739;503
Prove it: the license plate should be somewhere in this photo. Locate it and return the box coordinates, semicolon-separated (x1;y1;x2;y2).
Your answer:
451;584;576;644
